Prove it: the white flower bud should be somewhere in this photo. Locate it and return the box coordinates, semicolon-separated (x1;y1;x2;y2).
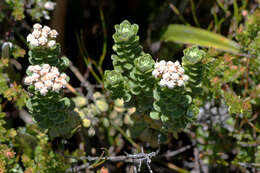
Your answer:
44;80;53;89
42;64;51;70
44;1;56;10
55;77;67;85
60;73;67;79
44;73;56;80
33;65;41;71
158;65;166;73
167;61;174;66
27;65;35;72
24;76;33;85
30;39;39;47
52;83;62;92
40;87;48;96
40;68;49;76
49;30;58;38
43;10;51;20
174;61;181;67
33;23;42;30
171;73;179;80
42;26;51;33
162;72;171;80
26;34;34;42
154;62;160;69
32;30;41;39
38;36;48;46
183;74;189;81
168;65;177;73
178;67;185;74
31;73;40;81
60;79;67;86
35;82;44;90
41;31;49;37
159;60;166;66
50;67;59;76
177;79;184;86
167;81;176;88
47;40;56;47
155;60;189;89
152;69;159;77
41;75;48;81
159;79;167;87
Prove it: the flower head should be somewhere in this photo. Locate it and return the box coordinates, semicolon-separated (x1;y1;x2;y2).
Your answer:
27;24;58;48
33;23;42;30
49;30;58;38
47;40;56;48
24;76;33;85
152;60;189;89
24;64;68;95
44;1;56;10
30;39;39;47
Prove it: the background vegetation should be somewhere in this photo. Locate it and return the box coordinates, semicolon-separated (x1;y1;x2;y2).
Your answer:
0;0;260;172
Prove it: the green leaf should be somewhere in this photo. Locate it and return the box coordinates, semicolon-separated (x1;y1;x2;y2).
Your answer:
161;24;241;54
150;111;160;120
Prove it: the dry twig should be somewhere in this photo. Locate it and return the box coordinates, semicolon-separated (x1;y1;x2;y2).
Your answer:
65;148;159;173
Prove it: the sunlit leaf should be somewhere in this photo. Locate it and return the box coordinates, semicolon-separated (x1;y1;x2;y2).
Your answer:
161;24;241;54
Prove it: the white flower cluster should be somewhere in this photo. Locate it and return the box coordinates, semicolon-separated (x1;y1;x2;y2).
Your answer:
24;64;68;96
26;23;58;47
152;60;189;88
44;1;56;11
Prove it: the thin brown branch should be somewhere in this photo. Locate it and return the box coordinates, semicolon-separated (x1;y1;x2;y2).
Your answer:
158;145;192;158
65;148;159;173
69;60;94;99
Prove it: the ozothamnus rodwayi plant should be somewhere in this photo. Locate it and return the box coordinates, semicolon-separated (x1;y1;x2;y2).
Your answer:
24;23;79;138
104;20;206;132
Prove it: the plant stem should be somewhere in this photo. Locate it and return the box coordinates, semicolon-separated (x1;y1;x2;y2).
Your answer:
190;0;200;27
112;123;141;151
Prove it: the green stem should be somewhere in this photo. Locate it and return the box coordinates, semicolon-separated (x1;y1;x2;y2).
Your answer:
76;32;103;84
233;0;239;28
212;7;218;31
79;30;91;60
216;0;228;15
169;3;189;25
98;7;107;69
241;0;248;10
190;0;200;27
112;123;141;151
217;18;225;33
82;56;103;84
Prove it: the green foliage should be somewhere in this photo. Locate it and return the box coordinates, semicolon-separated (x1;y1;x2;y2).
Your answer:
182;46;205;97
128;54;155;113
105;20;206;133
18;127;67;173
111;20;143;76
161;24;241;54
151;87;194;132
26;91;79;138
72;92;135;145
3;0;56;21
1;1;260;172
5;0;25;21
29;44;70;70
25;34;80;139
0;103;66;173
104;70;128;101
190;8;260;170
0;54;28;110
236;9;260;49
